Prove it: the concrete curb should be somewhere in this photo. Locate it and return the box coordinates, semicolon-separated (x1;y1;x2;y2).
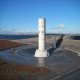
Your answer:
50;66;80;80
63;47;80;56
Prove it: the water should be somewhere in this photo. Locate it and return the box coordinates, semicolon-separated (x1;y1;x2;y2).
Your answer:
0;34;37;40
0;34;62;40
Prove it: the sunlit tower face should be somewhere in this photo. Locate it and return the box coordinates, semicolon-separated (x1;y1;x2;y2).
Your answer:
34;18;49;57
38;18;46;51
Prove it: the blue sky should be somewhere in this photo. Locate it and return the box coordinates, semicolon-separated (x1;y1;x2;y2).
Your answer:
0;0;80;34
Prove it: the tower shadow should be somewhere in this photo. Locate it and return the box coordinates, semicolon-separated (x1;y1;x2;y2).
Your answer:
48;35;64;56
56;38;63;48
47;47;55;56
56;35;64;48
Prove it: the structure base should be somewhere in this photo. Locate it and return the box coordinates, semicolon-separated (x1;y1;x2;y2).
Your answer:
34;49;49;57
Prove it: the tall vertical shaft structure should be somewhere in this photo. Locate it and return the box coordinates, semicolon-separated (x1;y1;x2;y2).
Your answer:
39;18;45;51
34;18;49;57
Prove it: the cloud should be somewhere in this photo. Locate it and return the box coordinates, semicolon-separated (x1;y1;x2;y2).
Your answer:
48;24;65;33
59;24;64;29
51;24;65;30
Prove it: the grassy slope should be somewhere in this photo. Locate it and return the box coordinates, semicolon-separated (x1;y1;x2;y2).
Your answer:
0;39;26;51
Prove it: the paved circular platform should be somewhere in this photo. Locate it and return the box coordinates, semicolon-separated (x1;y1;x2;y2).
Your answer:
0;46;80;80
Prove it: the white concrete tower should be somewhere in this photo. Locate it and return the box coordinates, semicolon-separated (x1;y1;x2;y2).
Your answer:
34;18;49;57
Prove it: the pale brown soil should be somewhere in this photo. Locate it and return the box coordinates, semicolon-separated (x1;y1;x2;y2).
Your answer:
11;36;60;47
61;39;80;52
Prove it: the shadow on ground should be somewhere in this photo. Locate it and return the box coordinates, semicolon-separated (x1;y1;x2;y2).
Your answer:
48;35;64;56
